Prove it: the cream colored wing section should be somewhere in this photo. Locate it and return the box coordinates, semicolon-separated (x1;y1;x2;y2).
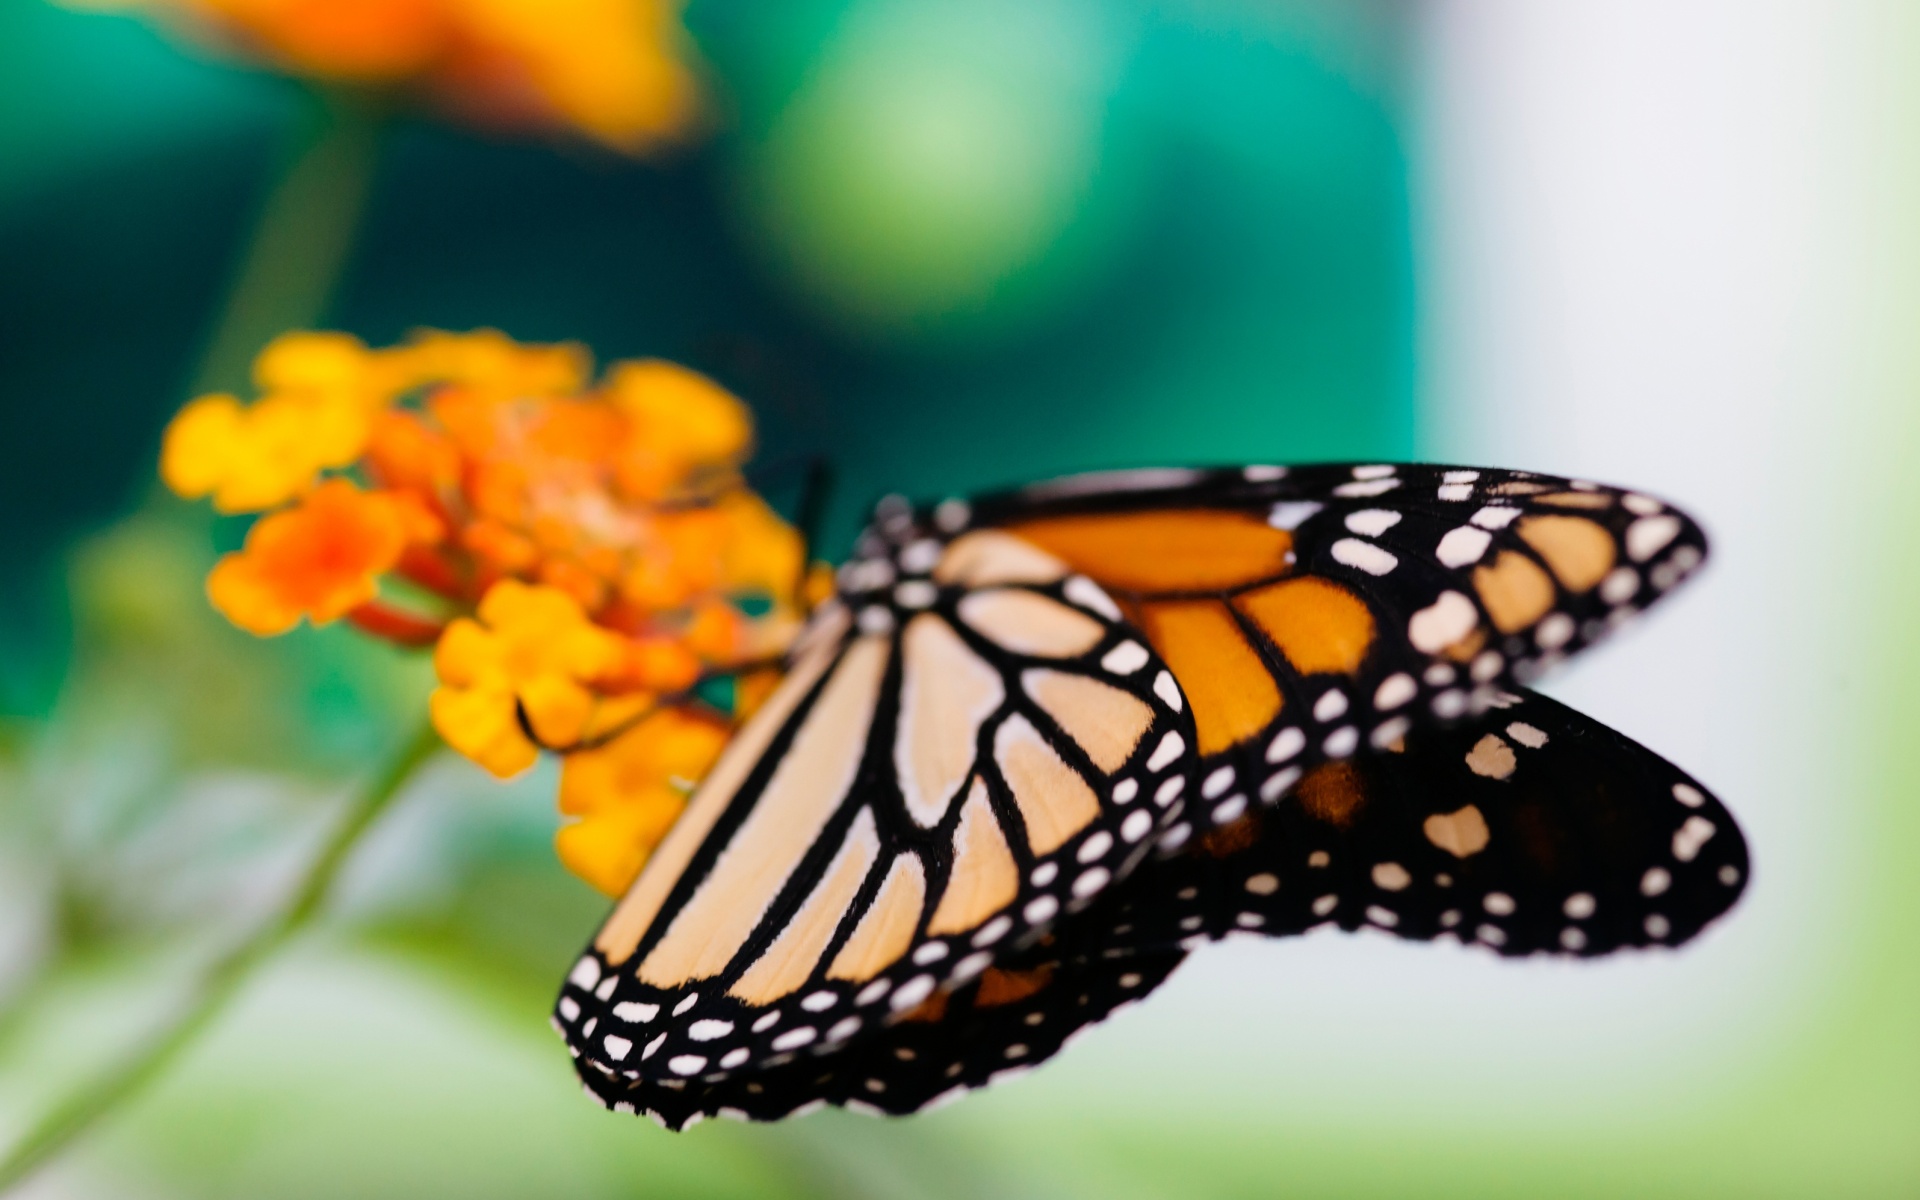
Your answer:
594;605;850;965
638;634;889;986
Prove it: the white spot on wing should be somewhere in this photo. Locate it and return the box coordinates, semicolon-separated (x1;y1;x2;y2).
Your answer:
934;499;970;532
1673;816;1716;861
1259;766;1301;802
1344;509;1402;536
1266;727;1305;763
1147;730;1186;771
1372;862;1411;891
1627;515;1683;561
1064;575;1122;620
1506;722;1548;748
1101;641;1149;674
1600;567;1640;604
1409;592;1479;653
1268;500;1323;530
1153;671;1184;713
1374;674;1417;710
1370;717;1410;748
1436;526;1493;568
1332;538;1398;575
894;580;937;609
899;539;942;574
1536;613;1576;649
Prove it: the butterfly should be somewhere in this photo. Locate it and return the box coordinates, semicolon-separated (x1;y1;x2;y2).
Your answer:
550;463;1746;1129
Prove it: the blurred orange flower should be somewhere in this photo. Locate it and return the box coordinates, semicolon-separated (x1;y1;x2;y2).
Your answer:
555;706;729;894
106;0;704;154
161;328;810;893
206;478;441;634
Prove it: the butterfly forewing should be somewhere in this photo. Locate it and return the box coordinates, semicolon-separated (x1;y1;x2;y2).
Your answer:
1090;689;1748;957
954;463;1709;831
554;510;1199;1114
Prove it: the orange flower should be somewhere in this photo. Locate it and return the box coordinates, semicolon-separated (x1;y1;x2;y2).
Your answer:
556;706;728;894
160;332;394;512
164;327;814;892
430;580;633;776
206;479;441;634
603;359;753;501
109;0;705;154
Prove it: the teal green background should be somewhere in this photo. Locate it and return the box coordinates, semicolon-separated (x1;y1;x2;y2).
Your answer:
1;1;1915;1197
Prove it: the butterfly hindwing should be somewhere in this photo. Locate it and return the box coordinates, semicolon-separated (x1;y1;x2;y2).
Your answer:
954;463;1709;832
579;934;1187;1128
554;506;1200;1125
1092;689;1748;957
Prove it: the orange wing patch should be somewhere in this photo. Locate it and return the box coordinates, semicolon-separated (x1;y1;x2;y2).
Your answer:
1134;600;1281;755
1473;551;1556;633
1007;510;1292;594
974;965;1054;1008
1517;515;1615;593
1234;576;1375;676
1294;760;1368;829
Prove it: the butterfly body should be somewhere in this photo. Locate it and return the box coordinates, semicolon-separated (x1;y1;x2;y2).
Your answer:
552;463;1741;1129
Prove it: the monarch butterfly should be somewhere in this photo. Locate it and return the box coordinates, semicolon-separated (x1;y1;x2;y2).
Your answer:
552;463;1746;1129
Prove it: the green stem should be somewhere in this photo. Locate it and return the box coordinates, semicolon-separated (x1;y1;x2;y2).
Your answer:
191;86;388;396
0;722;441;1194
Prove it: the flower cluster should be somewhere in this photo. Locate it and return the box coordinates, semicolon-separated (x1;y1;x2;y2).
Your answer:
112;0;704;154
162;329;806;894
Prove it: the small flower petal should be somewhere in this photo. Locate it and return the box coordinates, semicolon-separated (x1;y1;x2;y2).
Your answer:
430;681;538;779
205;480;414;634
555;793;685;897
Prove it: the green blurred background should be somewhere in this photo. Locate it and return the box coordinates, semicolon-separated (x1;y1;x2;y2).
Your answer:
1;0;1915;1196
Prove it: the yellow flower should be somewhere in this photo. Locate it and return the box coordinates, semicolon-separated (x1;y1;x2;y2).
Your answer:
430;580;632;777
401;328;590;400
205;480;439;634
556;706;729;894
252;330;387;405
604;359;753;500
555;796;685;897
161;391;371;513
